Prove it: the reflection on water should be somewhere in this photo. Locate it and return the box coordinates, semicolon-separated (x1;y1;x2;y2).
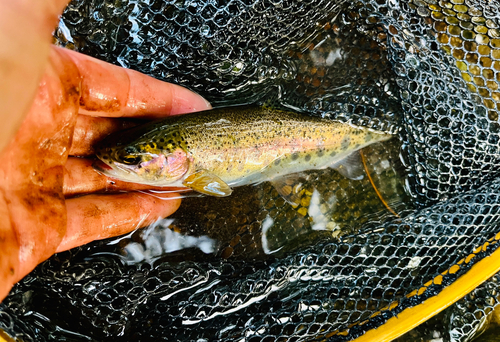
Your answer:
121;219;217;264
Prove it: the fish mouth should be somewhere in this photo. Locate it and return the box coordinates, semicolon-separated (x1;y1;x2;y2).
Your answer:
92;159;153;185
93;159;139;183
93;159;115;176
93;159;137;174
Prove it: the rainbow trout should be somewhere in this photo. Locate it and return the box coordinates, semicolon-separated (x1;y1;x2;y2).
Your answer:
94;106;392;204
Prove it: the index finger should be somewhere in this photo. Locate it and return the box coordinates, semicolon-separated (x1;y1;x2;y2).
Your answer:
58;46;211;118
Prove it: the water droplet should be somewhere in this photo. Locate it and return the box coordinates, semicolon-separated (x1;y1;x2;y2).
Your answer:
200;24;210;36
405;54;420;69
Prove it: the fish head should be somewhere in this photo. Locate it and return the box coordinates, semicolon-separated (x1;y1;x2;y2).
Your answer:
94;131;191;186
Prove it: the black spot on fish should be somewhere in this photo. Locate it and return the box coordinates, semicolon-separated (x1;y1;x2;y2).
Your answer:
330;151;337;157
292;152;299;160
274;159;281;165
317;150;324;157
305;154;311;162
160;138;165;143
341;136;351;151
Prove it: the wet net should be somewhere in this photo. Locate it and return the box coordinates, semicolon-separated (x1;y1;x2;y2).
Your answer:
2;0;500;340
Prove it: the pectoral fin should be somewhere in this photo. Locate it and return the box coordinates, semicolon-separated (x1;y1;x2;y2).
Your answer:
332;151;365;180
269;174;305;207
182;170;233;197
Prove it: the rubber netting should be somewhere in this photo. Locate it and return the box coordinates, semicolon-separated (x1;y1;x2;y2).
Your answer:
2;0;500;341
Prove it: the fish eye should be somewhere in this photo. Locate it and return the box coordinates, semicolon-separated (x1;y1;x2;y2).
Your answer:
121;155;142;165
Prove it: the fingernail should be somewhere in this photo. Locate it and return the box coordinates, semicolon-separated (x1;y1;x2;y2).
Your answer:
191;91;212;111
171;89;212;115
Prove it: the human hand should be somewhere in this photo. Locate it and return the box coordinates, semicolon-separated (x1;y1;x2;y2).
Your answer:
0;44;211;301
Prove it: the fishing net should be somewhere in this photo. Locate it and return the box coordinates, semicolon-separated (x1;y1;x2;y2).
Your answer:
2;0;500;340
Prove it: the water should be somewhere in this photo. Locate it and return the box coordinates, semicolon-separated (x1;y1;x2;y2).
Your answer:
92;138;412;264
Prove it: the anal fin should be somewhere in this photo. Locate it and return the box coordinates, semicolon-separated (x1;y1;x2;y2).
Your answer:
332;151;365;180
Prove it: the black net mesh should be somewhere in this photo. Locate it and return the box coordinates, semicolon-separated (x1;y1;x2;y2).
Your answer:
2;0;500;340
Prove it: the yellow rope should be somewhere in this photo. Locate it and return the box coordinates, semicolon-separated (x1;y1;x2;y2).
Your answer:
0;330;15;342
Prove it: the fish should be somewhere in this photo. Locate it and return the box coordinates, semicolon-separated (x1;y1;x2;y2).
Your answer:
94;106;392;205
